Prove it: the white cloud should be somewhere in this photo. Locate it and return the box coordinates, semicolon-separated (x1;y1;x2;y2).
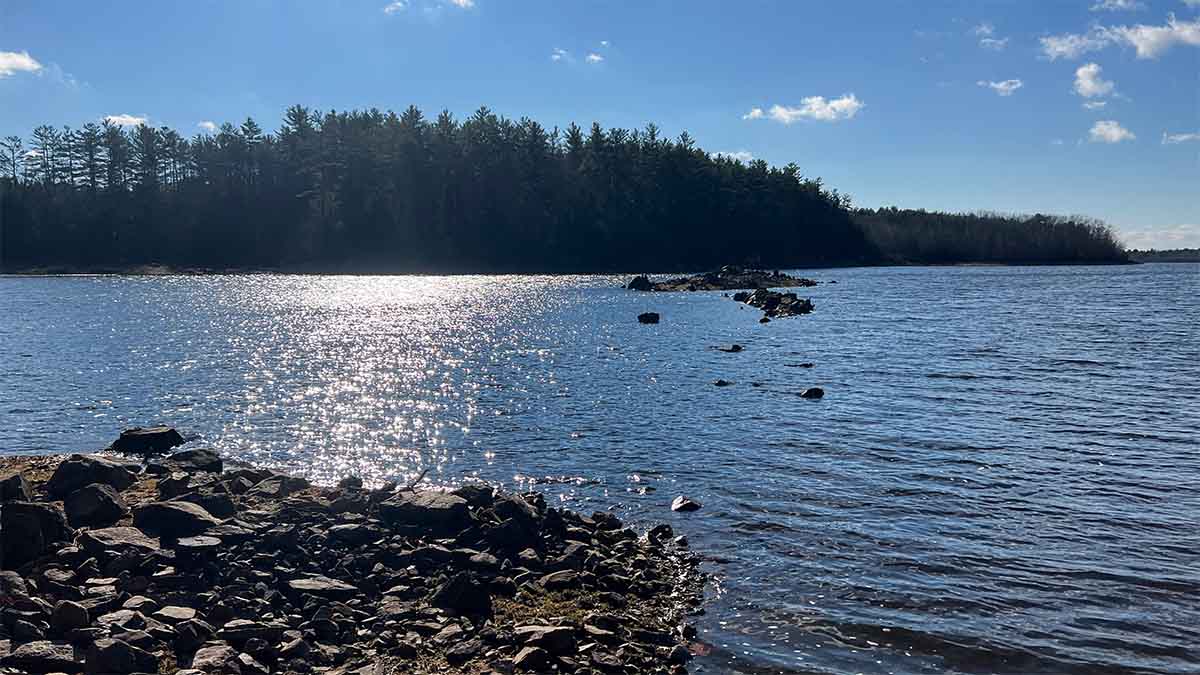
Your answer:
979;37;1009;50
1074;62;1115;98
0;50;43;78
1089;119;1135;143
585;53;604;63
446;0;474;7
745;94;864;123
1083;100;1108;109
716;150;755;163
972;23;995;37
104;114;149;127
976;79;1023;96
600;40;609;47
1091;0;1145;10
198;121;218;133
1041;14;1200;59
385;0;471;13
1184;0;1200;8
550;47;568;62
382;0;407;13
1162;130;1200;144
1120;223;1200;249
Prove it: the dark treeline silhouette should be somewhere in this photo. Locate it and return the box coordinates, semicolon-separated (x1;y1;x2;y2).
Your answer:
853;207;1128;265
0;106;873;272
1127;248;1200;263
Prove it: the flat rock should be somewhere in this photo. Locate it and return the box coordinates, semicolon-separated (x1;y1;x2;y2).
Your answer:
133;501;222;538
515;624;577;655
78;526;159;558
513;645;551;672
84;637;158;674
287;575;358;599
378;490;470;535
0;640;82;673
165;448;223;473
153;606;197;623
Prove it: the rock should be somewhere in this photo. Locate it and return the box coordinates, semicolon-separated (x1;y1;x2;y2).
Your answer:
445;638;484;665
625;275;653;292
378;491;470;535
428;572;492;616
637;312;660;324
539;570;579;591
0;473;32;502
173;618;215;652
0;641;81;672
64;483;128;528
172;491;237;519
190;643;241;672
218;619;287;644
51;601;90;635
713;379;734;387
46;455;136;499
716;344;743;353
109;426;185;454
287;576;358;600
85;638;158;674
245;474;309;499
337;475;363;490
513;645;551;672
1;501;73;570
153;606;196;624
671;496;701;512
165;448;223;473
0;570;29;597
515;625;577;655
800;387;825;399
132;501;222;538
78;527;159;557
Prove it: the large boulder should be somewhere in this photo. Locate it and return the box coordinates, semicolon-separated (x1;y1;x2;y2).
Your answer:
164;448;223;473
109;426;185;454
132;502;222;538
78;527;160;557
0;640;82;673
0;473;32;502
428;572;492;617
46;455;137;499
85;638;158;674
379;490;470;535
64;483;129;528
1;502;73;570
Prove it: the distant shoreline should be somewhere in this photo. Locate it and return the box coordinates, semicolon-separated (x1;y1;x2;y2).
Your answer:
0;259;1144;277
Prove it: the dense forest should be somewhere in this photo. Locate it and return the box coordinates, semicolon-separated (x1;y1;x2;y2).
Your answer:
1127;248;1200;263
853;208;1128;265
0;105;1127;272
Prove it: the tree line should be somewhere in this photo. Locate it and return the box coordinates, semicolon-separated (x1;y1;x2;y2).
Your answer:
0;106;1126;272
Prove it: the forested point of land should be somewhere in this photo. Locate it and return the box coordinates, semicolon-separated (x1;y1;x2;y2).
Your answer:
1126;248;1200;263
0;105;1128;273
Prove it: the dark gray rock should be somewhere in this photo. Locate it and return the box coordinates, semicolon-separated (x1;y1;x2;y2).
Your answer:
172;491;237;519
378;491;470;535
84;637;158;674
51;601;90;635
132;501;222;538
539;570;580;591
165;448;223;473
428;572;492;616
671;496;702;512
287;575;358;600
513;645;551;671
173;618;215;653
625;275;653;291
1;501;73;570
515;624;577;655
78;527;159;557
0;473;32;502
109;426;185;454
0;640;82;673
190;643;241;672
46;455;136;498
64;483;128;528
245;474;309;499
800;387;825;399
637;312;660;324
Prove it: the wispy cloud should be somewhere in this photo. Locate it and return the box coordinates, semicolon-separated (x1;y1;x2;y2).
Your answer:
1089;119;1135;143
104;114;149;127
599;40;610;47
979;37;1009;50
1074;62;1115;97
0;50;42;78
972;23;995;37
970;22;1010;50
1091;0;1145;10
716;150;755;163
585;53;604;64
976;79;1023;96
382;0;407;14
1120;223;1200;249
198;121;217;133
1083;100;1108;109
743;94;864;124
1162;130;1200;144
446;0;474;6
1041;14;1200;59
383;0;473;14
550;47;569;62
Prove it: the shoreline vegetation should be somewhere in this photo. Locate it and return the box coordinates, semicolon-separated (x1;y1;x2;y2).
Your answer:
0;438;706;674
2;106;1128;274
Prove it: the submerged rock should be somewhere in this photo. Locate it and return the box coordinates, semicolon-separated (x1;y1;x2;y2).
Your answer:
637;312;661;324
800;387;825;399
671;496;702;512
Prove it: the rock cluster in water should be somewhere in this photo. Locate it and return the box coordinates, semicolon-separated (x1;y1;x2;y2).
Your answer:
625;266;818;293
731;289;815;320
0;445;703;674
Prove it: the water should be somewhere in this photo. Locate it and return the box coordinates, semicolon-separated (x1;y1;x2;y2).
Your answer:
1;264;1198;674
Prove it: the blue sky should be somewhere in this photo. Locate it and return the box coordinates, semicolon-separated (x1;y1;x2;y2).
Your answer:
2;0;1197;248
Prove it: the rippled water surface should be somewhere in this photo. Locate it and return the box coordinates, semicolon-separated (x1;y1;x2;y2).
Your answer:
2;264;1198;674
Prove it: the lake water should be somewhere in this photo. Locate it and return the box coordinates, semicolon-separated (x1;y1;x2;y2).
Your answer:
1;264;1197;674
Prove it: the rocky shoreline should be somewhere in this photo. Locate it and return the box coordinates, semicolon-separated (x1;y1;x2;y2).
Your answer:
0;446;704;674
625;266;818;293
